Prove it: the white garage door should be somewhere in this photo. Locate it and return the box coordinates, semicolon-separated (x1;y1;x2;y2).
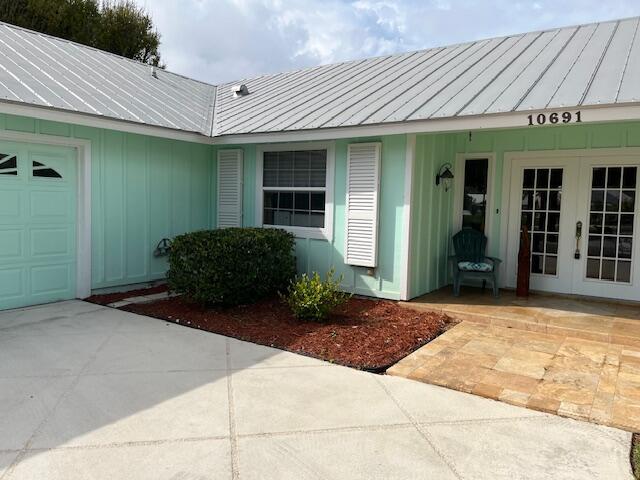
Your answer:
0;140;78;310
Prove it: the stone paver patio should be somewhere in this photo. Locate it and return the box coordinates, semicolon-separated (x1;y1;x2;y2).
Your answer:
0;300;633;479
391;288;640;432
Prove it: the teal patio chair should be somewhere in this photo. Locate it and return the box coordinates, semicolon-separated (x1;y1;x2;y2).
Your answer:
449;228;501;297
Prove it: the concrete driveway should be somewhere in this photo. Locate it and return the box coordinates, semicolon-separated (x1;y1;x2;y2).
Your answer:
0;301;633;480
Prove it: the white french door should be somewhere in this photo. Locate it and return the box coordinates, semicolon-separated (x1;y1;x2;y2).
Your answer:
506;154;640;301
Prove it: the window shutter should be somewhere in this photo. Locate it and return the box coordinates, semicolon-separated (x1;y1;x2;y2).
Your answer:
217;149;243;228
345;143;381;267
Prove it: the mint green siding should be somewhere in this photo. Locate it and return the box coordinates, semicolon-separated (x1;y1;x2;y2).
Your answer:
217;135;409;299
0;113;409;299
409;121;640;299
0;114;215;291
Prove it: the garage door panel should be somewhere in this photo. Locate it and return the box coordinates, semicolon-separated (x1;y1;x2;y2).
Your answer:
30;151;72;182
0;229;24;259
0;189;23;220
30;264;73;296
29;191;73;219
0;268;25;300
30;228;72;257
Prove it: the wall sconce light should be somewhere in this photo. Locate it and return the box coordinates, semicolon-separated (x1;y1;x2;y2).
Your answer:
435;163;454;192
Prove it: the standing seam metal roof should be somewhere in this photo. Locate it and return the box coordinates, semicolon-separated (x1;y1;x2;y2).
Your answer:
0;17;639;138
0;21;216;135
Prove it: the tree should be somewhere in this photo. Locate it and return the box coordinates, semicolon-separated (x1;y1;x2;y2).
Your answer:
0;0;162;66
95;1;161;66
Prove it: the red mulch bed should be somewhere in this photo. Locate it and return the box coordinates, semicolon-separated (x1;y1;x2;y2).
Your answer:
122;296;449;371
86;284;167;305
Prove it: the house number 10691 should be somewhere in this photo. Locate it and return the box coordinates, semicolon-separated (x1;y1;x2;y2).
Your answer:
527;111;582;126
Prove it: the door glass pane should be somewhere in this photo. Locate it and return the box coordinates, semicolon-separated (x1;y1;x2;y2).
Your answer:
520;167;562;276
585;166;636;283
462;159;488;232
623;167;637;188
617;261;631;282
592;168;606;188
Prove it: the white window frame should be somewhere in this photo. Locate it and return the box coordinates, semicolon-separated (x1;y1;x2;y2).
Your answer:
256;142;335;240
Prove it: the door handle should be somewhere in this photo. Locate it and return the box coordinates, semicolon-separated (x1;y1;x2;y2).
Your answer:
574;221;582;259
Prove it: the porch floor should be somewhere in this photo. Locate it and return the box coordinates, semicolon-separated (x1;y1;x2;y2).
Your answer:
390;288;640;432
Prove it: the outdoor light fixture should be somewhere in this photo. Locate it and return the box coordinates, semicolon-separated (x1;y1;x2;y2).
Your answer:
436;163;454;192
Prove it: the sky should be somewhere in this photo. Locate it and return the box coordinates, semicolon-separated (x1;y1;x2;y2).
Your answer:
133;0;640;85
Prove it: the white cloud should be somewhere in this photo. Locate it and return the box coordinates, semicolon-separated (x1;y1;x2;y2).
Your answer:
135;0;640;84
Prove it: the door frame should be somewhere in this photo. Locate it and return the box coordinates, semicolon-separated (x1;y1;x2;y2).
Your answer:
500;147;640;292
0;130;92;300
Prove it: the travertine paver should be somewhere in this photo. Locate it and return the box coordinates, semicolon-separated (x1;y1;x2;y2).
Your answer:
389;321;640;432
403;287;640;348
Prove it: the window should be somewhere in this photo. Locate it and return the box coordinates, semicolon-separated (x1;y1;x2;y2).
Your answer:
32;160;62;178
258;144;334;239
263;150;326;228
461;159;488;232
0;153;18;175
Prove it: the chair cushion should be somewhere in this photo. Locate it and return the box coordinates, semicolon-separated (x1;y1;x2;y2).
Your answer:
458;261;493;272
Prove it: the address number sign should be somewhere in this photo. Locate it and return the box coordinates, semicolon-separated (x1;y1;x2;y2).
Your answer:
527;111;582;126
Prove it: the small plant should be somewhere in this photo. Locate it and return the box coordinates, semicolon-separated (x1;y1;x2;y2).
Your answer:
282;269;351;321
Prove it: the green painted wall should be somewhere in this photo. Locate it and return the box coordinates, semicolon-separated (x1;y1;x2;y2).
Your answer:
216;135;408;299
5;111;640;301
409;120;640;299
0;114;215;291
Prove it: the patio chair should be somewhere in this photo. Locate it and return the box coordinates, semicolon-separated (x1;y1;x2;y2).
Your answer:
449;228;501;297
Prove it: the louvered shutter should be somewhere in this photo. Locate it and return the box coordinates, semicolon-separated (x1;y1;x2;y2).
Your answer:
345;143;381;267
217;149;243;228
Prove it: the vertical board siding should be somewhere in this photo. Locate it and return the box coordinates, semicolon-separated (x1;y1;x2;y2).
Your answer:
218;135;407;299
0;114;215;291
409;120;640;299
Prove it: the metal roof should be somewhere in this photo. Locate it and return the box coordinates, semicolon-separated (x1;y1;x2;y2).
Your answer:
214;16;640;136
0;21;216;135
0;17;639;138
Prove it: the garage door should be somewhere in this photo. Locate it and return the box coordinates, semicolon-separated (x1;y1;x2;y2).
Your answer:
0;140;78;310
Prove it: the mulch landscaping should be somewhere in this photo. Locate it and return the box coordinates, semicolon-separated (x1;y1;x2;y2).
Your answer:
121;295;449;371
86;284;168;305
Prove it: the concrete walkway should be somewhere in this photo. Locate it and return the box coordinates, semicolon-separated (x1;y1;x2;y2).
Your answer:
0;301;633;480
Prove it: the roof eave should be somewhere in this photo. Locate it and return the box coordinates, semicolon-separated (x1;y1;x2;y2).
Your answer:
0;100;213;144
211;102;640;144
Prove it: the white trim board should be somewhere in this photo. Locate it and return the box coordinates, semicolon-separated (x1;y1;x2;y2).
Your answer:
255;141;335;241
399;134;415;301
213;104;640;145
4;99;640;147
0;129;92;299
0;102;211;144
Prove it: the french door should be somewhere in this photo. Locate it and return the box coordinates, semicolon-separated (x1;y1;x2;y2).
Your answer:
506;154;640;301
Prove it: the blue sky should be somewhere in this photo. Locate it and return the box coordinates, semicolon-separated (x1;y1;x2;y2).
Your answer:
136;0;640;84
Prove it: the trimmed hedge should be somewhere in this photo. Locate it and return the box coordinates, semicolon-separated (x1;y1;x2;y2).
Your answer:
167;228;296;306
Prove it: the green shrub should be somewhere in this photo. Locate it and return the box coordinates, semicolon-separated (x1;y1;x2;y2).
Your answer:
282;269;351;321
167;228;296;306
